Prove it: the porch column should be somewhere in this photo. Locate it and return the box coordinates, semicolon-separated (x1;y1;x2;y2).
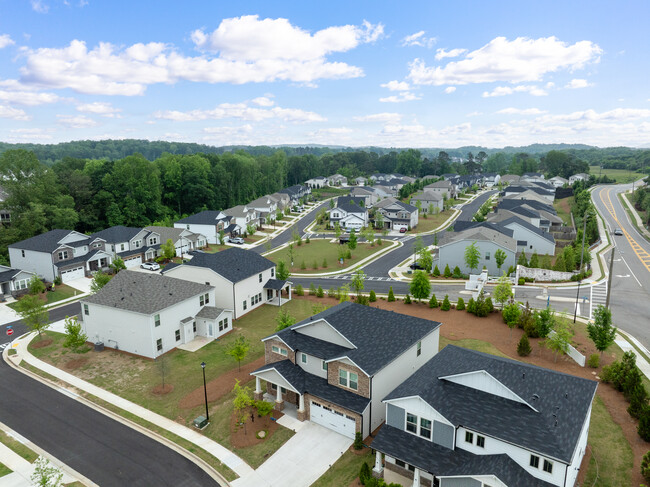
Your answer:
411;468;420;487
253;377;263;401
373;450;383;475
288;285;292;300
274;385;284;411
297;393;307;421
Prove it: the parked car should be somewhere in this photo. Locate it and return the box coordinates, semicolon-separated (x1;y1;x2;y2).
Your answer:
230;237;245;244
409;261;424;270
141;262;160;271
614;228;623;236
399;227;407;233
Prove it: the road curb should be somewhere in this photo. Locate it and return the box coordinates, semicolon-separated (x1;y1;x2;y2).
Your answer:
2;335;232;487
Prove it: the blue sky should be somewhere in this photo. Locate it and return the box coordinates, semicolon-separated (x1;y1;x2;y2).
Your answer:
0;0;649;147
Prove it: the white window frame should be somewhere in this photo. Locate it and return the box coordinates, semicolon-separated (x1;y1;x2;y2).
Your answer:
406;412;418;433
465;431;474;444
175;330;181;341
156;338;162;351
154;314;160;327
58;250;68;260
476;435;485;448
530;455;540;469
301;353;307;364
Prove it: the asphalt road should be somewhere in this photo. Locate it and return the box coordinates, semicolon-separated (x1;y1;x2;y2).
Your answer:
0;304;219;487
592;183;650;348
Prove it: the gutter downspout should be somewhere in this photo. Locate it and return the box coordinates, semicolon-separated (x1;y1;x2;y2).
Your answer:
232;283;237;320
368;376;373;438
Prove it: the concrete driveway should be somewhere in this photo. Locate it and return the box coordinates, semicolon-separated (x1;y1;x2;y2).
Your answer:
232;422;352;487
64;277;93;294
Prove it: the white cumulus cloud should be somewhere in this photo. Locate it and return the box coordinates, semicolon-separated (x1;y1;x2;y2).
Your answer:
408;36;602;86
31;0;49;13
380;80;410;91
497;107;547;115
482;85;548;97
57;114;98;128
76;102;122;117
0;34;15;49
444;86;456;94
435;48;467;60
379;92;420;103
0;89;62;106
251;96;274;107
565;78;593;89
0;105;30;120
353;112;402;123
401;31;436;48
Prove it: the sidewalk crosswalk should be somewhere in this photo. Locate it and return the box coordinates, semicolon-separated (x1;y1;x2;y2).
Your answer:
590;281;608;318
326;274;395;281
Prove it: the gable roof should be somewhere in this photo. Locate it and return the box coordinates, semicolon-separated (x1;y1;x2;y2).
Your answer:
441;226;517;252
0;267;31;282
384;345;597;463
145;226;199;245
82;270;213;315
333;196;367;213
92;225;145;244
171;247;274;283
410;191;443;202
271;302;441;376
8;229;86;252
176;210;226;225
500;216;555;243
451;221;514;240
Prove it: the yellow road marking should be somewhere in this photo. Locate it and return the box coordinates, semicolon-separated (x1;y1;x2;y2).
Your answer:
599;187;650;273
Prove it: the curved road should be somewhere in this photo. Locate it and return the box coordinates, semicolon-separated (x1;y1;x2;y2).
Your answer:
0;304;219;487
592;183;650;348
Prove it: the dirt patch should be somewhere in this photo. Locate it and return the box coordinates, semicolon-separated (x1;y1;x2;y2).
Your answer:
31;338;53;349
64;357;89;370
179;356;266;410
230;406;284;448
298;295;645;484
152;384;175;395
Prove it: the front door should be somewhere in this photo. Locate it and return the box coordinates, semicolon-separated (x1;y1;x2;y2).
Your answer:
208;322;214;337
184;321;194;343
267;289;273;300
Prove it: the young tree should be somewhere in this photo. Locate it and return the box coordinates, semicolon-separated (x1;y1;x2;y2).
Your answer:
528;252;540;268
432;265;440;277
339;284;350;303
28;275;45;295
588;305;617;356
502;298;521;340
16;295;49;337
493;273;512;309
90;270;112;293
443;264;452;278
350;269;366;297
369;290;376;302
546;321;574;362
517;253;529;267
275;308;296;331
428;293;438;308
226;336;250;372
62;316;88;352
31;456;63;487
334;221;342;238
219;230;226;245
387;286;396;302
517;334;532;356
232;379;253;435
247;224;256;236
419;247;433;273
161;238;176;260
535;306;556;338
464;241;480;272
494;248;507;272
348;229;357;250
440;295;451;311
456;297;466;310
410;270;431;302
553;254;566;272
316;285;324;298
110;257;126;274
276;260;290;280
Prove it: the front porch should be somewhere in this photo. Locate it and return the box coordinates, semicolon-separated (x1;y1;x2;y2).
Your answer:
264;279;292;306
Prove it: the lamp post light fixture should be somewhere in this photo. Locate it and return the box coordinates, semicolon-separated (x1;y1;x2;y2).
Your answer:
201;361;209;422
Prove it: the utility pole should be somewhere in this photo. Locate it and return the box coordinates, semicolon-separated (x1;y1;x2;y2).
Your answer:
606;246;616;308
573;212;588;323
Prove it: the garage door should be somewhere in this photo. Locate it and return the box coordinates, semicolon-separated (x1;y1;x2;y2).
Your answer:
124;256;142;268
310;401;356;438
61;266;84;283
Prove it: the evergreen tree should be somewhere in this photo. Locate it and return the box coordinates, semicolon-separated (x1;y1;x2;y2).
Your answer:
428;294;438;308
432;265;440;277
528;252;539;268
639;407;650;442
453;266;462;278
517;253;528;267
517;334;532;356
444;264;452;278
387;286;395;302
369;290;377;302
316;285;324;298
441;295;451;311
410;270;431;302
404;294;412;304
628;384;648;419
553;254;566;272
456;297;466;310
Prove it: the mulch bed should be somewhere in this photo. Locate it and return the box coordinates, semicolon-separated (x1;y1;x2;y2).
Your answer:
230;406;284;448
179;356;265;410
152;384;175;395
298;295;647;485
31;338;53;349
64;357;89;370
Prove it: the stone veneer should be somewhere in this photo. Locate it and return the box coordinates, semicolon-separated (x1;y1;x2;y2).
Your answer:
264;338;295;364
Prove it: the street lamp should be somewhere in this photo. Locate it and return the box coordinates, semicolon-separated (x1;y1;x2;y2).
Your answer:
201;361;209;422
573;211;590;323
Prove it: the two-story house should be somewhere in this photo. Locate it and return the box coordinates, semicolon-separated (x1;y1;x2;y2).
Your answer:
163;248;290;319
328;197;369;230
250;302;441;439
328;174;348;186
223;205;259;234
80;271;233;358
373;198;419;231
409;191;444;214
424;180;457;199
91;225;161;267
247;195;278;226
8;229;113;283
0;265;37;300
569;173;589;185
175;210;233;244
144;226;207;257
278;185;310;204
372;345;596;487
305;177;329;189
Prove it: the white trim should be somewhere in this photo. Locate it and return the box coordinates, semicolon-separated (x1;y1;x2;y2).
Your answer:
324;355;370;378
251;367;300;394
292;318;357;349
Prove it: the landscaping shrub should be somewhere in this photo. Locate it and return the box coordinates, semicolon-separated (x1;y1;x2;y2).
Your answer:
502;301;521;326
53;276;62;286
359;462;371;484
327;287;336;298
369;290;377;302
313;260;319;269
305;236;310;244
300;261;306;270
456;297;465;310
428;294;438;308
387;286;395;302
295;285;304;296
535;307;555;338
316;286;324;298
452;266;462;278
517;334;532;356
433;265;440;277
639;407;650;441
444;264;452;278
473;292;489;317
404;294;412;304
467;297;476;315
485;297;494;313
602;351;639;392
354;432;364;450
255;400;274;417
346;250;352;259
309;283;317;295
356;294;370;306
518;277;525;286
441;295;451;311
641;451;650;481
322;258;328;268
587;353;600;368
628;384;649;419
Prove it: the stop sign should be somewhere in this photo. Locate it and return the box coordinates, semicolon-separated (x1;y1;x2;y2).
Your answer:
6;327;13;336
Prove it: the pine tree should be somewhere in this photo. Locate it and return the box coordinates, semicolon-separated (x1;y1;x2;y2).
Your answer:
433;265;440;277
404;294;412;304
456;297;466;310
429;294;438;308
316;285;324;298
553;254;566;272
628;384;649;419
517;334;532;356
369;290;377;302
638;407;650;441
453;266;462;278
467;297;476;315
444;264;452;278
529;252;540;268
441;295;451;311
517;253;528;267
387;286;395;302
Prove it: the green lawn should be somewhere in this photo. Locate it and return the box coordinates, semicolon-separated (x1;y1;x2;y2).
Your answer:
409;210;454;233
583;395;633;487
0;431;38;463
311;448;373;487
266;239;387;274
589;166;644;184
8;284;80;310
0;463;11;478
202;244;229;253
553;196;574;227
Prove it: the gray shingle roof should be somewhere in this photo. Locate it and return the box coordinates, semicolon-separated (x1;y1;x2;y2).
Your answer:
0;268;25;282
263;279;288;290
253;359;370;414
82;270;213;315
8;229;81;251
384;345;597;463
196;307;228;319
273;302;441;376
500;216;555;243
441;226;517;252
91;225;144;244
372;425;556;487
176;210;226;225
176;247;274;283
334;197;367;213
55;250;108;268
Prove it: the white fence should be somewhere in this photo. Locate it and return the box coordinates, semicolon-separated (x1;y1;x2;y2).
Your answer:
465;270;488;299
548;330;586;367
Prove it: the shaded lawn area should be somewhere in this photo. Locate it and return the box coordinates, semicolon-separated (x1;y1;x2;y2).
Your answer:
0;430;38;463
266;240;387;274
311;448;373;487
8;284;80;310
202;244;229;253
408;210;453;233
554;196;574;227
589;165;644;184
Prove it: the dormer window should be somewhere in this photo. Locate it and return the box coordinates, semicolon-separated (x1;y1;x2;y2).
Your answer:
149;237;158;245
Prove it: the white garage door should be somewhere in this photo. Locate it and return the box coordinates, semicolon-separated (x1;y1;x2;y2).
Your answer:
310;401;356;438
61;267;84;282
124;256;142;268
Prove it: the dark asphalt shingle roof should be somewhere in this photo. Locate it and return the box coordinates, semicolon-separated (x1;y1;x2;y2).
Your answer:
82;270;213;315
175;247;274;283
91;225;144;244
334;197;367;213
253;359;370;414
499;199;556;215
263;279;288;290
273;331;351;361
196;307;228;319
54;250;107;268
8;229;81;251
176;210;226;225
372;425;556;487
451;221;514;239
0;268;25;282
273;302;441;376
384;345;597;463
500;216;555;243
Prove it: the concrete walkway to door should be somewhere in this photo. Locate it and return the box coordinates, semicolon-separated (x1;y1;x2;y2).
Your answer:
231;421;352;487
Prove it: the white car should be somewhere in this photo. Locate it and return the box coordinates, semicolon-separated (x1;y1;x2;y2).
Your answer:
230;237;245;244
141;262;160;271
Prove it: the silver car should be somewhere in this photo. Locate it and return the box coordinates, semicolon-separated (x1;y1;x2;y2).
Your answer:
141;262;160;271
